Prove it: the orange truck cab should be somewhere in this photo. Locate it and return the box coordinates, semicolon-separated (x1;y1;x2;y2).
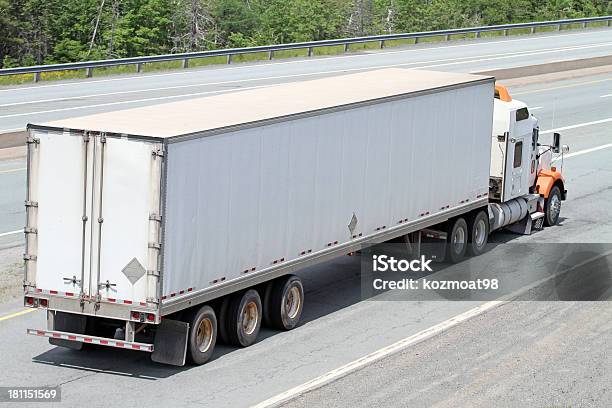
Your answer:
488;84;568;231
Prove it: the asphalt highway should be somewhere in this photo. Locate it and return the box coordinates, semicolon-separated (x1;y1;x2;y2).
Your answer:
0;28;611;408
284;300;612;408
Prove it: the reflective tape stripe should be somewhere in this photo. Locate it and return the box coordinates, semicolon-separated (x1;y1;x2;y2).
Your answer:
100;297;146;305
33;289;148;306
162;287;194;300
27;328;154;352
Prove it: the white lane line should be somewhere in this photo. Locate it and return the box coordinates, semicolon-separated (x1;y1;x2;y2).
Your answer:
600;94;612;98
2;41;610;108
530;106;543;111
558;143;612;160
0;230;22;238
0;167;26;174
541;117;612;134
416;41;612;70
3;42;612;119
251;249;612;408
252;301;505;408
0;128;24;134
0;29;608;93
0;83;277;119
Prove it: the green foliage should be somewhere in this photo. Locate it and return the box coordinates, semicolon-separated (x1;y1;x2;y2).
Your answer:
253;0;347;43
0;0;609;68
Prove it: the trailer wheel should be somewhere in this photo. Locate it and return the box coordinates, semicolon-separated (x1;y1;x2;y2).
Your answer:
266;275;304;330
467;211;489;256
262;280;274;327
544;185;562;226
187;305;217;365
447;217;468;263
226;289;262;347
216;297;231;344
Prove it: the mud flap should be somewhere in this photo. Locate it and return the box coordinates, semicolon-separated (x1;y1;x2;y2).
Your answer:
420;229;448;263
151;319;189;366
507;215;533;235
49;311;87;350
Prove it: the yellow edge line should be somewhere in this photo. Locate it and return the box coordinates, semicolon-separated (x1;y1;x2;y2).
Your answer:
0;167;26;175
0;308;36;322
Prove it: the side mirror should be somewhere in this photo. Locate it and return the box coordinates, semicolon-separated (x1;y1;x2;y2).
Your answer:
552;132;561;153
562;144;570;154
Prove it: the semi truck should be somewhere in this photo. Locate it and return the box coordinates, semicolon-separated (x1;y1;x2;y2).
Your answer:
23;68;567;366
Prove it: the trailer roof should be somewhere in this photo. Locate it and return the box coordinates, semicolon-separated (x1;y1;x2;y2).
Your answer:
38;68;493;139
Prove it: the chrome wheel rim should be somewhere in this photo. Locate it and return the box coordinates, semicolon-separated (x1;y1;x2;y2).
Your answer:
196;318;213;353
453;227;465;253
285;286;301;320
474;219;487;247
242;301;259;335
550;194;561;221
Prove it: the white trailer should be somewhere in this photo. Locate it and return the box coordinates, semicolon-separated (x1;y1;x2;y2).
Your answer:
23;68;566;365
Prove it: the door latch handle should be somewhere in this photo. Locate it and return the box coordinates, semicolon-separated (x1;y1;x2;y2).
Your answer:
63;276;81;286
99;280;117;290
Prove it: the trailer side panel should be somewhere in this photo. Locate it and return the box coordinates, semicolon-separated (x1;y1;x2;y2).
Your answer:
161;82;493;300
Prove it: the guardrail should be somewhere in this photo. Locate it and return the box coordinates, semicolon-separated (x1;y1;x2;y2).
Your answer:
1;15;610;82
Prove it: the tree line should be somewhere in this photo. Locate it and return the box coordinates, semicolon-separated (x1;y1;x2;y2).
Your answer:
0;0;609;68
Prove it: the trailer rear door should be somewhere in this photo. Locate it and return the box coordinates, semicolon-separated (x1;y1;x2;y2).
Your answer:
27;129;163;308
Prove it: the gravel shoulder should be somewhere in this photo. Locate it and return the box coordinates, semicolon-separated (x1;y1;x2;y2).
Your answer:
0;245;23;303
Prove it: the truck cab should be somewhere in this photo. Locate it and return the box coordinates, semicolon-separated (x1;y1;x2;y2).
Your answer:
488;84;567;232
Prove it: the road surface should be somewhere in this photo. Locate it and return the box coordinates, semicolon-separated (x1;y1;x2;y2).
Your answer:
283;300;612;408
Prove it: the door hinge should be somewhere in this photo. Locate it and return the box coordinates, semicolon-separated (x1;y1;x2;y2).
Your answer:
147;269;160;278
152;149;164;158
148;242;162;250
25;200;38;208
23;254;37;261
146;297;159;305
94;293;102;311
26;136;40;145
24;227;38;234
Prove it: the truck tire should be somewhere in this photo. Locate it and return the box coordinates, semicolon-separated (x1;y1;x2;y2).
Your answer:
215;297;230;344
187;305;217;365
226;289;262;347
262;280;274;327
266;275;304;330
544;185;562;226
447;217;468;263
467;211;489;256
